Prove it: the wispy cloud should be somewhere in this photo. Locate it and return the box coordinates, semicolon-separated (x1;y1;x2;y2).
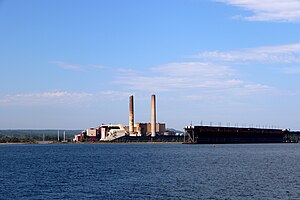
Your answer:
50;61;105;71
282;66;300;74
191;43;300;64
214;0;300;22
50;61;83;71
0;91;131;106
0;91;91;106
236;83;272;95
115;62;272;95
182;82;272;100
116;62;233;91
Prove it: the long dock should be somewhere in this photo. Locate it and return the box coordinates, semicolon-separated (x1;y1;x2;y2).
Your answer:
184;125;299;144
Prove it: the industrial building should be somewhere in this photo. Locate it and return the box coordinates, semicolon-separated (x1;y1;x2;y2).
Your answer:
124;123;166;137
125;94;165;136
73;124;127;142
73;94;167;142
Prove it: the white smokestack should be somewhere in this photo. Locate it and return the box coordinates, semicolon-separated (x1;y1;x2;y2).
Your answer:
151;94;156;137
129;95;134;134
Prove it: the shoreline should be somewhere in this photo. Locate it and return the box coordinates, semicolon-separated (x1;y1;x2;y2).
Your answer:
1;141;298;145
0;141;184;145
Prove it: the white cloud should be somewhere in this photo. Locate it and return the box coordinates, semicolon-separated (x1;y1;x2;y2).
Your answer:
182;82;271;100
0;91;131;106
239;84;272;95
215;0;300;22
152;62;234;77
115;62;272;96
116;62;234;91
50;61;105;71
282;66;300;74
191;43;300;63
50;61;83;71
0;91;91;106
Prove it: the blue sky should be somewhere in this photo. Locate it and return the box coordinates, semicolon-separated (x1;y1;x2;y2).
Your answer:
1;0;300;130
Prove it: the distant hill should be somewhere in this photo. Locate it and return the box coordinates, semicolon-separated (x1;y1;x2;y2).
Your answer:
0;130;81;135
167;128;184;134
0;129;82;143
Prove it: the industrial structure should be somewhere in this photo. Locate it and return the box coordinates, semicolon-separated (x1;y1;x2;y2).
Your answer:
124;123;166;137
73;94;167;142
184;125;299;144
73;124;127;142
151;94;156;137
129;95;134;134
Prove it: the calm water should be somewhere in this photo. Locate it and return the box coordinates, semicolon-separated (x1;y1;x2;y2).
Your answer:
0;143;299;199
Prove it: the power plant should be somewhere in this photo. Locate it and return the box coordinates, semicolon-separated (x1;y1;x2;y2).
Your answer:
73;94;169;142
73;94;300;143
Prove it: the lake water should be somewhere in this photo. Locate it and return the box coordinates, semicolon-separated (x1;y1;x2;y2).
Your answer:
0;143;299;199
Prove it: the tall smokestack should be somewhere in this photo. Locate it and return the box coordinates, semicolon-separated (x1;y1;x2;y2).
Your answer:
129;95;134;134
151;94;156;137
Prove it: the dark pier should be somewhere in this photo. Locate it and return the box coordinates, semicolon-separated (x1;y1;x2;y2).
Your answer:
184;126;299;144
